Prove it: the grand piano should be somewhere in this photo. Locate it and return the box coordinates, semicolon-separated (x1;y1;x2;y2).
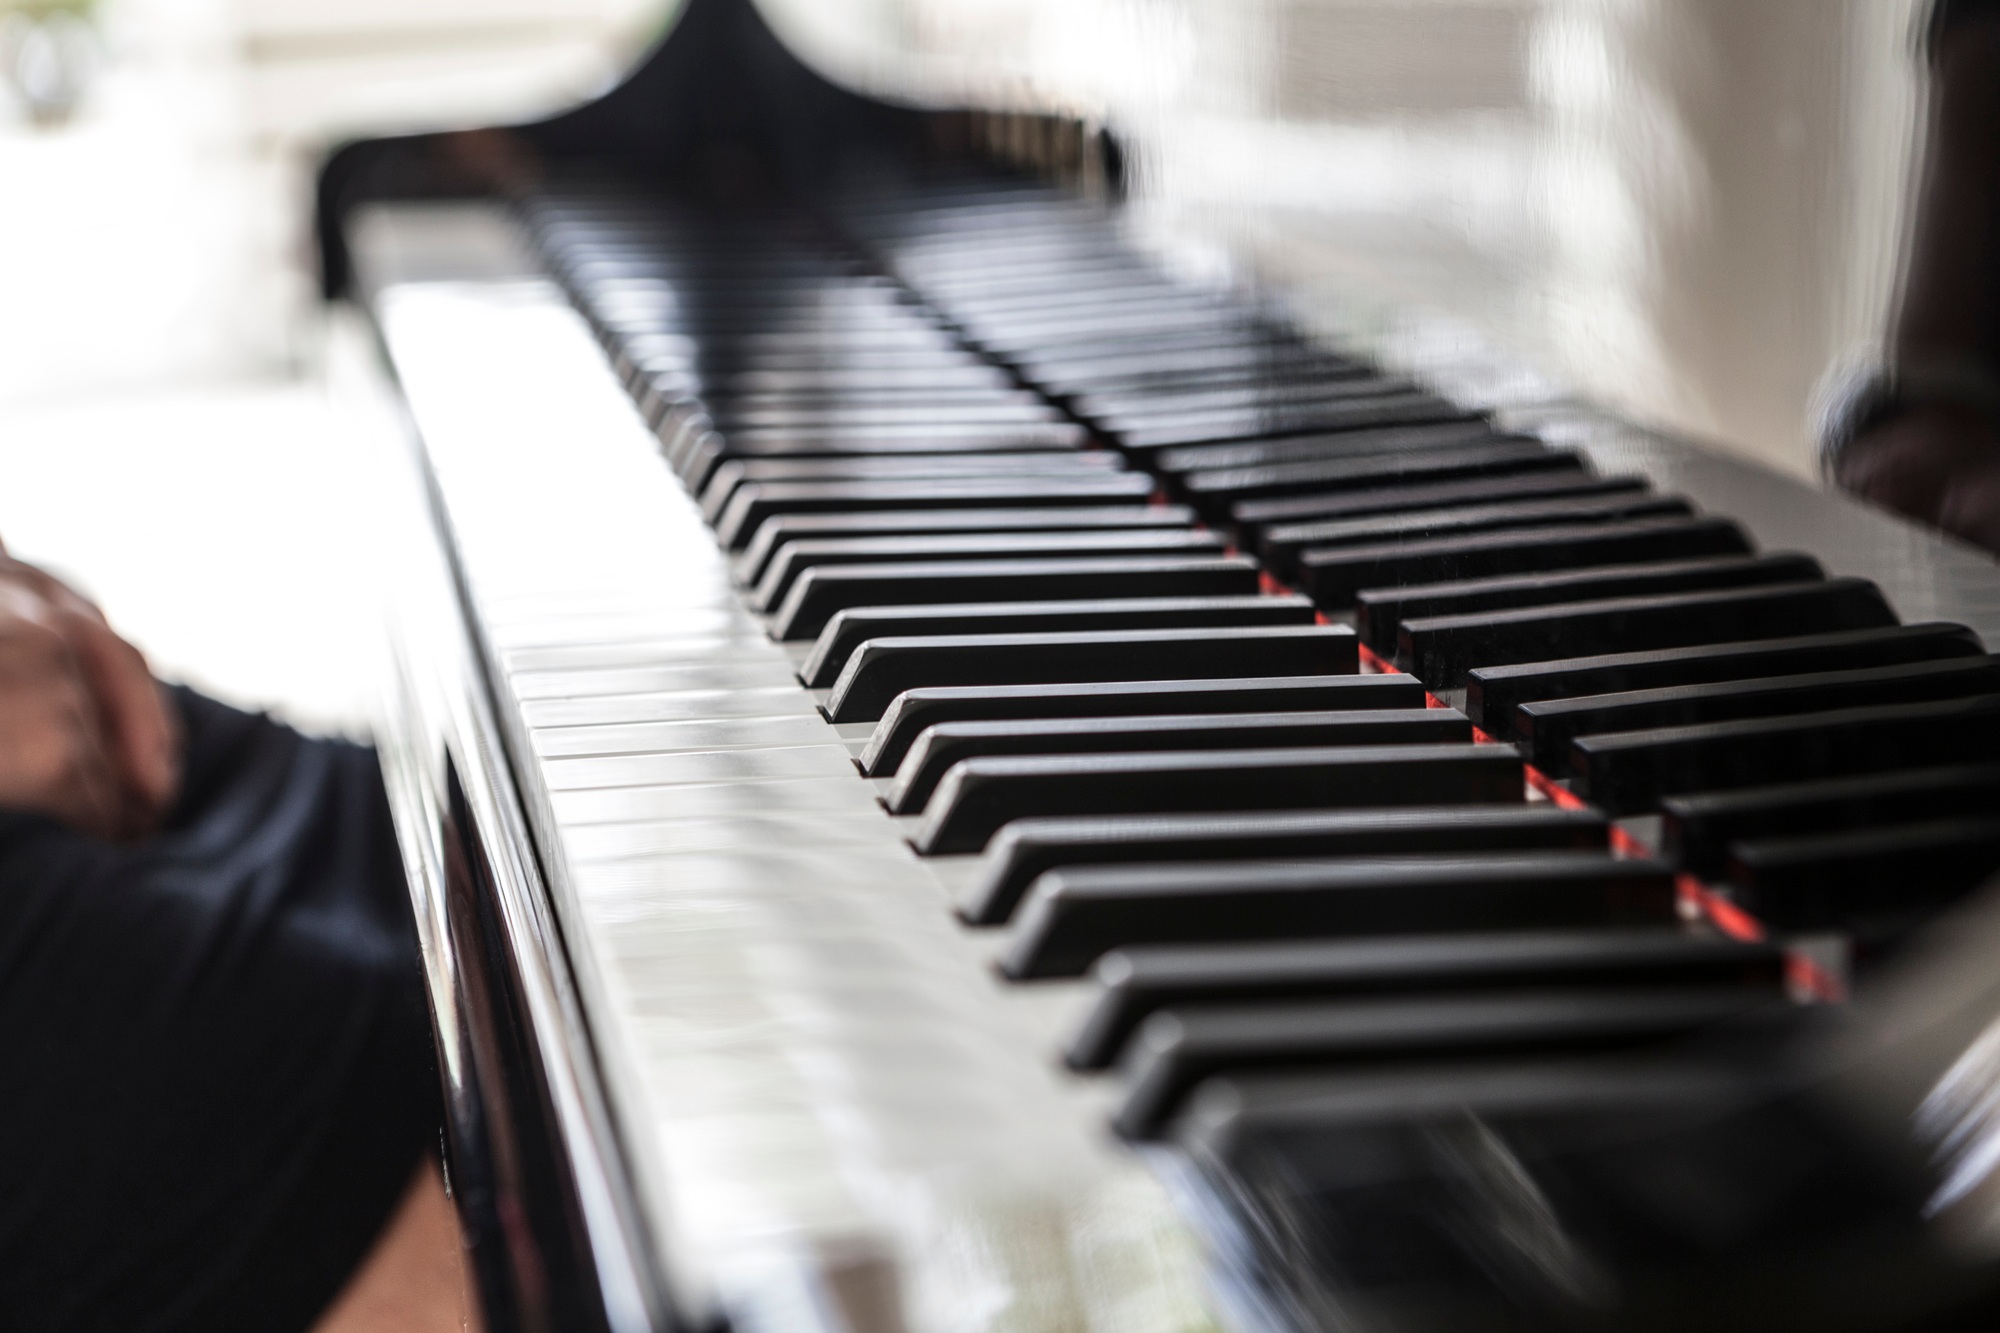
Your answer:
320;2;2000;1329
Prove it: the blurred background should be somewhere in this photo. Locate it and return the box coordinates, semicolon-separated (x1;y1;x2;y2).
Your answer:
0;0;658;730
0;0;1936;729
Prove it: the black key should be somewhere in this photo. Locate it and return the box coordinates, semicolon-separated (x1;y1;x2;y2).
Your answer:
1521;655;2000;776
703;367;1015;396
682;431;1088;492
704;397;1056;426
960;296;1247;331
1153;421;1501;474
1014;329;1320;375
697;358;990;383
1726;817;2000;930
964;307;1254;341
1087;383;1432;435
1400;578;1897;690
952;289;1229;319
1113;987;1759;1139
706;411;1072;445
702;452;1118;521
1571;694;2000;815
1078;363;1403;401
696;378;1020;401
1300;516;1754;609
862;674;1428;775
1466;622;1987;734
961;299;1242;328
826;624;1357;723
1068;928;1780;1071
945;273;1203;301
1113;395;1480;453
966;805;1608;927
694;441;1112;487
1001;851;1673;978
714;474;1157;549
1006;328;1327;366
709;400;1063;430
1041;357;1365;398
1167;1058;1766;1196
738;506;1196;587
654;329;970;360
771;555;1261;641
1002;324;1313;360
890;708;1470;813
1016;345;1343;390
681;365;1037;395
702;446;1104;485
979;316;1288;355
1076;376;1421;422
1662;764;2000;878
1233;472;1650;545
917;744;1523;856
1263;493;1694;580
755;529;1225;610
660;365;1003;396
1033;347;1348;392
956;290;1244;320
713;366;1013;396
688;350;990;376
803;595;1316;688
941;272;1221;303
1180;441;1576;518
1009;337;1332;375
1356;554;1824;654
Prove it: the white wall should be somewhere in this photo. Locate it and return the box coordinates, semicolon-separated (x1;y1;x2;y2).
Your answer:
770;0;1933;478
0;0;663;730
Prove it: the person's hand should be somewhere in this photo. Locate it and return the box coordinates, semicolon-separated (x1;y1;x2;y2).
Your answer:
0;553;181;839
1834;405;2000;557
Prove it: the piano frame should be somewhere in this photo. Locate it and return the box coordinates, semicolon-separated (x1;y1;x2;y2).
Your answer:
328;3;2000;1330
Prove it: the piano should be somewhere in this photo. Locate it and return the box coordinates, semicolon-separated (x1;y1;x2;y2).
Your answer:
322;1;2000;1328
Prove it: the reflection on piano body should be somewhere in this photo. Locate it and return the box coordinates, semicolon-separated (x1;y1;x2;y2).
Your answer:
322;1;2000;1329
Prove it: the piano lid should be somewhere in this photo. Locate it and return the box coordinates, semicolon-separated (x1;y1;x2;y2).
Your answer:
315;0;1120;298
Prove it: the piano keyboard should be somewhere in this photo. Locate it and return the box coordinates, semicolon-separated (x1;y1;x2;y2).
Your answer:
531;176;2000;953
359;172;2000;1331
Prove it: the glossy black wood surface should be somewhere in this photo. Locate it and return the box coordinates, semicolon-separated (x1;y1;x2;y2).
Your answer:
318;0;1112;296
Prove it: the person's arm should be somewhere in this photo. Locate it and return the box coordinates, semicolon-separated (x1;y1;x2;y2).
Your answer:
1832;2;2000;555
0;550;180;839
